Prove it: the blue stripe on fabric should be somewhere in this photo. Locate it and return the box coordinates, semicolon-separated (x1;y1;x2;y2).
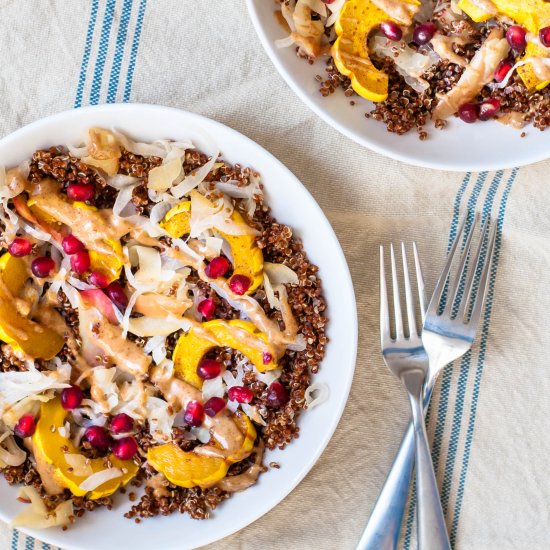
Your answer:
123;0;147;102
74;0;100;108
24;534;34;550
403;170;476;550
11;528;19;550
450;168;518;546
42;543;51;550
89;0;117;105
106;0;133;103
439;171;504;515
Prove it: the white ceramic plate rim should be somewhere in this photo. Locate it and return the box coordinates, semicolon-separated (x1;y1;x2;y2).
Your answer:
245;0;550;172
0;104;358;550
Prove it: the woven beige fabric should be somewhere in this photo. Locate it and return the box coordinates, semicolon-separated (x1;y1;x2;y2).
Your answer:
1;1;550;549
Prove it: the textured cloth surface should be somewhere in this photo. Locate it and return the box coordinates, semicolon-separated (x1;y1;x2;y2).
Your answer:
1;1;549;549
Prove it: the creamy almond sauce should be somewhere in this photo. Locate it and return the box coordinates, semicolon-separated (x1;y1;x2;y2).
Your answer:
497;112;527;129
290;0;327;58
371;0;419;25
217;442;265;493
151;366;244;456
431;34;469;68
5;168;29;196
146;473;170;498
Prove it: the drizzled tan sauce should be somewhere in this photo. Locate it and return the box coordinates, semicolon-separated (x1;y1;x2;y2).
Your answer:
5;168;28;196
146;473;170;498
497;112;527;129
30;178;132;256
468;0;498;14
83;307;151;377
433;29;509;119
431;34;469;68
290;0;327;58
371;0;419;25
151;366;244;456
217;442;265;493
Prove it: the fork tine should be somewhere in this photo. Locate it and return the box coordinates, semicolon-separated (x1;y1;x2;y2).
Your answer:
456;216;491;321
464;221;497;328
380;246;391;346
444;213;479;315
390;243;404;340
413;242;427;323
401;243;418;337
426;214;468;318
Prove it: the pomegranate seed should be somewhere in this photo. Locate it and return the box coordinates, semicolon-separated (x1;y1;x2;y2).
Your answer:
110;413;134;434
112;437;138;460
227;386;253;404
62;234;85;255
540;26;550;48
262;352;273;365
458;102;479;123
204;256;230;279
31;256;56;278
197;358;222;380
266;381;289;408
197;298;216;320
89;271;110;289
413;22;437;45
84;425;111;450
204;397;226;417
14;415;36;438
494;59;513;83
229;274;251;295
71;250;91;275
66;183;95;202
478;98;501;121
184;400;205;427
105;282;128;311
321;0;335;3
8;238;32;257
61;385;83;410
380;21;402;41
506;25;527;51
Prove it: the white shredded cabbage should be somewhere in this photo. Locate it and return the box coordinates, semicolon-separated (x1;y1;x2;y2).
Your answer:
171;152;219;199
90;367;119;413
255;368;282;386
127;315;191;337
64;453;94;477
148;157;183;192
145;396;176;443
11;487;73;529
79;467;122;492
0;429;26;467
264;262;299;285
304;382;329;409
263;272;280;310
202;376;225;402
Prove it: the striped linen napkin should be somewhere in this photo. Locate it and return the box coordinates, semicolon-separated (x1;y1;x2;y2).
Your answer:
1;1;549;549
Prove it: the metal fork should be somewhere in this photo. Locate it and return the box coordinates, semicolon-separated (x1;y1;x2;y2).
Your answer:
358;215;497;550
379;242;451;550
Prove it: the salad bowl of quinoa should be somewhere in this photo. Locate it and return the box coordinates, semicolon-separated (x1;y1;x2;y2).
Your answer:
247;0;550;170
0;104;357;550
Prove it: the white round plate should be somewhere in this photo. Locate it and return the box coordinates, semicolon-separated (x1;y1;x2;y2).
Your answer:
246;0;550;171
0;104;357;550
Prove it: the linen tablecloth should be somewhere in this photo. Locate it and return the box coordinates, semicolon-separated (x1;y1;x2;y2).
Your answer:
1;1;549;549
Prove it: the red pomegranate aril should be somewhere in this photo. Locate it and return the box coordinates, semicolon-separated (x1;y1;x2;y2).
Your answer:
478;98;501;121
228;274;251;295
62;234;85;255
8;238;32;257
380;21;402;41
184;400;205;427
227;386;253;404
197;298;216;320
204;256;230;279
14;415;36;438
105;282;128;310
494;59;513;83
413;22;437;45
506;25;527;51
262;352;273;365
61;385;83;410
266;381;289;408
204;397;226;417
540;26;550;48
458;102;479;124
84;425;111;450
89;271;110;289
197;358;222;380
66;183;95;202
31;256;55;278
110;413;134;434
321;0;335;4
112;437;138;460
71;250;91;275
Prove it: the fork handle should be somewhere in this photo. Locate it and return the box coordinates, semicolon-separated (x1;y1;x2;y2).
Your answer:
355;385;435;550
409;391;451;550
